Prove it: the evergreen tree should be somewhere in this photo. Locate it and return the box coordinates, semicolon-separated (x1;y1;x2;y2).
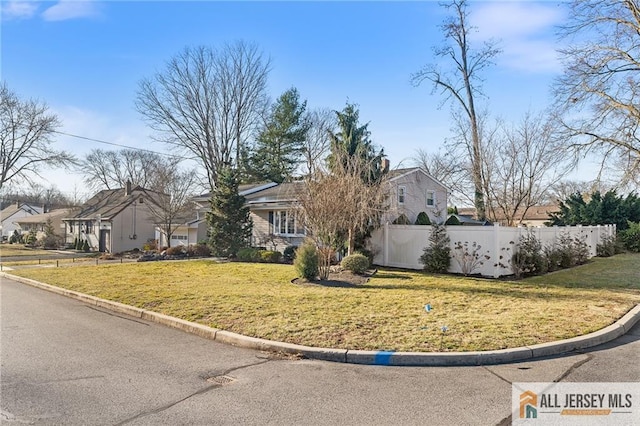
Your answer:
549;190;640;230
419;223;451;273
246;88;310;183
207;167;253;257
327;102;387;184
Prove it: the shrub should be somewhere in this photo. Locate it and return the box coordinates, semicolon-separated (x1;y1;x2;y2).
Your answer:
39;234;62;250
341;253;370;274
187;243;211;257
452;241;486;276
512;232;545;279
357;248;375;265
9;230;22;244
143;239;158;252
166;245;186;256
445;215;461;226
81;239;90;252
392;214;411;225
596;234;617;257
237;247;261;262
620;221;640;252
73;237;79;250
260;250;282;263
24;229;37;246
294;240;319;281
283;245;298;262
419;223;451;273
415;212;431;225
543;245;563;272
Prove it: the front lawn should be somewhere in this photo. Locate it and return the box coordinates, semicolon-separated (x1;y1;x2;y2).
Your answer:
0;244;58;258
8;253;640;352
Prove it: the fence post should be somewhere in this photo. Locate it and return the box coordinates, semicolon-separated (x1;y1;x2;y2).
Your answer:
383;222;389;266
493;223;501;278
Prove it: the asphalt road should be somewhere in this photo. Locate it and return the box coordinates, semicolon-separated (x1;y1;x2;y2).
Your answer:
1;277;638;425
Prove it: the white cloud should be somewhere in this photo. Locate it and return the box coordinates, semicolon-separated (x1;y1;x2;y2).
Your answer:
469;1;567;73
1;1;39;21
41;0;100;22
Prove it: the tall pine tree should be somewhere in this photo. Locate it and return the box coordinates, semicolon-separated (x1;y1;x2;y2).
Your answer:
327;103;387;184
246;88;310;183
207;167;253;257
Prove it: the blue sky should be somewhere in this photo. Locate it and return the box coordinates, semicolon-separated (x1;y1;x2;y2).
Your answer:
1;1;568;197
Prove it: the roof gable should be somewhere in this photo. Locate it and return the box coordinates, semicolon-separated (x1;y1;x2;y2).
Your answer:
66;186;163;220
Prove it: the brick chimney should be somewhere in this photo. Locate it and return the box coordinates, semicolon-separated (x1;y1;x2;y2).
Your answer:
125;180;132;196
381;158;390;172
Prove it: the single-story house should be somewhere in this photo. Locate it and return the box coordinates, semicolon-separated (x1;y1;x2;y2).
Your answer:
14;208;78;240
0;202;42;239
155;213;208;248
458;205;560;227
168;182;277;248
63;182;164;253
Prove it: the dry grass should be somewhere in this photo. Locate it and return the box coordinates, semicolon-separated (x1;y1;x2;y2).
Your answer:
0;244;56;258
9;254;640;352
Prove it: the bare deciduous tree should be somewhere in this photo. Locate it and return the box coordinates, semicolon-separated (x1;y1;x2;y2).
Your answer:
81;148;180;191
0;83;74;192
412;148;472;207
136;41;270;190
300;152;389;277
144;168;199;248
482;112;571;226
411;0;500;220
555;0;640;189
301;108;334;175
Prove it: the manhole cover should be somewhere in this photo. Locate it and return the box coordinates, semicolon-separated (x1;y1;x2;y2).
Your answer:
205;375;236;386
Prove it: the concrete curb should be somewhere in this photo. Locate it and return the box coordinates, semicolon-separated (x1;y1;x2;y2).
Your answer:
3;272;639;367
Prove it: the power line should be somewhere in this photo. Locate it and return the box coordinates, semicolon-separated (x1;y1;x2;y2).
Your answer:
53;130;192;160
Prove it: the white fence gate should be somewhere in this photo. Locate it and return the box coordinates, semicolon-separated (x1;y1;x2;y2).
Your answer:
369;224;616;278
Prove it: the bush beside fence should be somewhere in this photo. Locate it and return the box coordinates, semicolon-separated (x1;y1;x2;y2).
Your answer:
369;223;615;278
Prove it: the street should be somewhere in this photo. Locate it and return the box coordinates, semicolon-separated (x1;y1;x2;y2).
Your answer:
1;276;638;425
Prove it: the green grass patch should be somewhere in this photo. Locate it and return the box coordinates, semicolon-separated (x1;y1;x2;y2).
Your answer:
9;254;640;352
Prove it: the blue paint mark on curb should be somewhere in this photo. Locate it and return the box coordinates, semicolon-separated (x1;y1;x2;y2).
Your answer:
374;351;395;365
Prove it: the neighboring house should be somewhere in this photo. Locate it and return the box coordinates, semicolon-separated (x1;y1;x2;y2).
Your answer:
386;167;449;225
0;202;42;239
14;208;78;240
458;205;559;227
155;212;209;248
62;182;164;253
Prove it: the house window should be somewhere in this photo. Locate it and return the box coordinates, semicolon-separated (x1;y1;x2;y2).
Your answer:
85;221;93;234
171;235;188;240
272;211;304;236
69;223;74;233
398;186;406;205
426;191;435;207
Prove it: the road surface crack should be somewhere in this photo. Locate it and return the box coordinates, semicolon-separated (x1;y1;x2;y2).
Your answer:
112;358;270;425
554;351;594;382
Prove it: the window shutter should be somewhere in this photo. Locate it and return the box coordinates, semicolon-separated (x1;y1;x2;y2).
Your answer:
268;211;274;234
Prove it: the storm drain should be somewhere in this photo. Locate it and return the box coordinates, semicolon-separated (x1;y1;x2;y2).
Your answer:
205;375;236;386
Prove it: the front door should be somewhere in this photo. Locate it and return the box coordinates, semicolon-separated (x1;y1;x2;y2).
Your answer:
99;230;110;253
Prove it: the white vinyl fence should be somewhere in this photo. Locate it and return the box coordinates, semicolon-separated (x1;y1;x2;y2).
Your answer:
369;223;616;278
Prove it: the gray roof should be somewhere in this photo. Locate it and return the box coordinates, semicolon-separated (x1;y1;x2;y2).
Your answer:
14;208;78;224
64;186;163;221
0;203;41;220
